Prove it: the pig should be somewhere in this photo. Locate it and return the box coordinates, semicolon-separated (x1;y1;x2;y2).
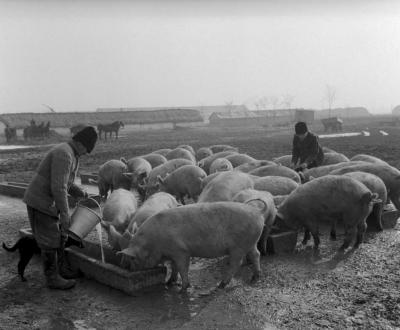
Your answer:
273;155;292;167
127;192;180;232
249;165;301;183
200;172;223;191
196;147;213;161
253;176;299;196
120;157;152;201
198;151;238;174
235;160;276;173
102;188;139;234
209;158;233;174
152;149;172;157
165;148;196;164
102;192;180;251
276;175;380;256
198;171;254;203
141;153;168;168
224;154;257;168
322;152;350;165
329;162;400;210
350;154;388;165
119;201;265;290
209;144;239;153
157;165;207;203
302;161;367;182
233;189;276;255
144;159;194;197
177;144;196;156
342;171;387;231
92;159;129;199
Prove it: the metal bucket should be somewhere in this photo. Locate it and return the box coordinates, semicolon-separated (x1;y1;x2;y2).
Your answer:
69;197;102;240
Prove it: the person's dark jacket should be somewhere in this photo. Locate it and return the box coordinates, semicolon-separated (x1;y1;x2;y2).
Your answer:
291;132;324;167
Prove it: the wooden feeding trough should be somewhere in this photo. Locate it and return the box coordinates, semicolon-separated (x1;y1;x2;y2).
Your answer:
19;228;167;295
80;172;98;185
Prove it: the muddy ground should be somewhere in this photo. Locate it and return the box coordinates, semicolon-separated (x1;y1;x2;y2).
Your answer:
1;124;400;329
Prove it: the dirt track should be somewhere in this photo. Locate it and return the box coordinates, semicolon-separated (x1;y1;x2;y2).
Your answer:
1;124;400;329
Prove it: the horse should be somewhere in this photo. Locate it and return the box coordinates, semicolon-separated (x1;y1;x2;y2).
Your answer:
4;125;17;143
97;121;124;140
70;124;86;136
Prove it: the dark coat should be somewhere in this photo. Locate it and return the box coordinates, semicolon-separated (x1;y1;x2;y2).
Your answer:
291;132;324;167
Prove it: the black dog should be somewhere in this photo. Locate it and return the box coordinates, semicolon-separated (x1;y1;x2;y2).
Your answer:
3;235;83;282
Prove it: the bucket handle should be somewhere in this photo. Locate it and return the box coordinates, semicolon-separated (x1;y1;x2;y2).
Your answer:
78;196;102;218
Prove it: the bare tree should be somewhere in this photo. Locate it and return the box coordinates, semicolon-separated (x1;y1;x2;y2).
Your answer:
225;100;234;115
281;94;295;109
325;85;336;118
270;96;279;110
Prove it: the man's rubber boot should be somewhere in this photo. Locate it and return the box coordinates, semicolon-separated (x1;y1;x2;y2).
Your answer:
42;249;76;290
57;247;81;280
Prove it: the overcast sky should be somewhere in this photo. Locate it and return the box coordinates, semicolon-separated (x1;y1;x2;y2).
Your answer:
0;0;399;114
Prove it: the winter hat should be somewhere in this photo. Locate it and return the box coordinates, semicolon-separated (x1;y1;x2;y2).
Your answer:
295;122;308;135
72;126;98;153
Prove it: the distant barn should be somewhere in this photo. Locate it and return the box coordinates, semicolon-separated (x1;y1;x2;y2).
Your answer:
252;108;315;127
209;110;264;127
314;107;371;119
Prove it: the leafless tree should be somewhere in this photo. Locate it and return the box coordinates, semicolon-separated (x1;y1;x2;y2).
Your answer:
270;96;279;110
281;94;295;109
325;85;336;118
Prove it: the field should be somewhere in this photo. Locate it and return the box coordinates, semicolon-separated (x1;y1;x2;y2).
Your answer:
1;122;400;329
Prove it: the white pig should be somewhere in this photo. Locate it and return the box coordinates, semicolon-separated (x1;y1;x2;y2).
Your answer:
209;158;234;174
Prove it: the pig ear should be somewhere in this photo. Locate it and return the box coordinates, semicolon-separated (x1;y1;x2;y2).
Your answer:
120;157;128;165
371;193;382;204
245;198;267;213
197;160;204;168
138;171;148;180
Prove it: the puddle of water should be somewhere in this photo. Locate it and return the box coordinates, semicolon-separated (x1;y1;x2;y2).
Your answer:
0;144;55;151
319;132;362;139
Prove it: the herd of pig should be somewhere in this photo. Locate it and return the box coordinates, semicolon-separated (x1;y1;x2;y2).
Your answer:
89;144;398;290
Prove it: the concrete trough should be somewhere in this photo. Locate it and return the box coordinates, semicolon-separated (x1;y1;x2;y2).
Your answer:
19;228;167;295
80;172;98;185
0;181;78;207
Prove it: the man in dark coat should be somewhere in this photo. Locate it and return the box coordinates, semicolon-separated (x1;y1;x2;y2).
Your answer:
291;121;324;172
23;126;98;290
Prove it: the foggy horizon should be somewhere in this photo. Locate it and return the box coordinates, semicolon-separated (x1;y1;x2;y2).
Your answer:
1;0;399;114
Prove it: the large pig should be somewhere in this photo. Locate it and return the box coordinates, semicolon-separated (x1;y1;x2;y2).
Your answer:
198;171;254;203
322;152;350;165
302;161;366;181
209;158;233;174
330;162;400;209
253;176;299;196
120;157;152;200
276;175;380;255
209;144;239;153
224;154;257;168
152;148;172;157
177;144;196;156
273;155;292;167
350;154;388;165
144;159;194;197
141;153;168;168
102;188;139;233
157;165;207;203
196;147;213;161
119;201;265;290
249;165;301;183
93;159;129;199
200;172;223;191
166;148;196;164
233;189;276;255
198;151;238;174
103;192;180;251
342;171;387;231
235;160;276;173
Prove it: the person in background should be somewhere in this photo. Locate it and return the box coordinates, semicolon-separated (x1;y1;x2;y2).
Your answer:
23;126;98;290
291;121;324;172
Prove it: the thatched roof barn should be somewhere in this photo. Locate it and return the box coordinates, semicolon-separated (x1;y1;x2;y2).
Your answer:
0;109;203;129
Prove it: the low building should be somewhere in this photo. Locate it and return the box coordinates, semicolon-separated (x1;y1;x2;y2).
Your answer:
252;108;315;126
209;110;265;127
